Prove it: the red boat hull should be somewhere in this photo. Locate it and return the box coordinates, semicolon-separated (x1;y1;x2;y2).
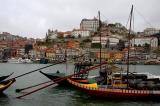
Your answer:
67;78;160;100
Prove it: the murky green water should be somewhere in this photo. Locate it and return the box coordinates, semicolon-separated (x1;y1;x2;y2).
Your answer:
0;63;160;106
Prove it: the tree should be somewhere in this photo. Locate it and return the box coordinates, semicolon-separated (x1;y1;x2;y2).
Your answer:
134;44;137;47
91;43;101;48
138;44;141;47
82;39;91;43
25;44;33;54
117;40;125;51
143;43;150;53
78;34;81;38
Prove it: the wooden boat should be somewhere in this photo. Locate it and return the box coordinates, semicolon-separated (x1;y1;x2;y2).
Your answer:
40;62;93;86
0;78;15;93
39;71;90;86
0;73;14;82
67;78;160;99
66;7;160;100
40;58;48;64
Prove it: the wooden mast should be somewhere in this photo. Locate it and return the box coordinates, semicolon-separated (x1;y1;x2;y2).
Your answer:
98;11;102;71
127;5;133;88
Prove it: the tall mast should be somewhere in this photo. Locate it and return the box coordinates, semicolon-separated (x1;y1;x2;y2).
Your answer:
127;5;133;88
98;11;102;71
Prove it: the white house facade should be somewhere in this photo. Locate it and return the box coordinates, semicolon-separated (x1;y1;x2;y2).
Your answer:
80;18;99;32
92;36;120;47
72;29;90;38
130;37;158;48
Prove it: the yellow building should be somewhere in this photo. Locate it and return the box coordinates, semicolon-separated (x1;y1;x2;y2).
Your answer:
96;52;124;60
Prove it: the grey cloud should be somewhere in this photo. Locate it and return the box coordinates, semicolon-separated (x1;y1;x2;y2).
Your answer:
0;0;159;38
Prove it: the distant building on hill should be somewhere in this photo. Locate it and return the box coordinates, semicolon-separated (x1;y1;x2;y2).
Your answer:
72;29;90;38
80;18;99;32
45;29;58;41
144;28;160;36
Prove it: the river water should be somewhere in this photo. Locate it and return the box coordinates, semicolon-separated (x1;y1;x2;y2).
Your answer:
0;63;160;106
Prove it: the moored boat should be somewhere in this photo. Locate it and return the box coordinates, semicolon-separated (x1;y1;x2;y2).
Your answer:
0;73;14;82
7;58;33;64
67;78;160;100
40;61;93;86
7;58;20;63
66;6;160;100
0;79;16;93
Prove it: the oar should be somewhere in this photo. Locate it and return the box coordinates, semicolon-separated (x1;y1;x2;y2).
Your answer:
8;54;85;80
15;80;52;93
13;60;66;79
15;54;86;92
16;62;107;99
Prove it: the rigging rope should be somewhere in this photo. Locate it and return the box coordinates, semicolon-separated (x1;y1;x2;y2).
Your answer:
134;6;153;28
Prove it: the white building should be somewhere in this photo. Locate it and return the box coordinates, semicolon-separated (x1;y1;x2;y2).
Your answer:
92;36;108;45
46;29;58;40
108;37;119;46
92;36;119;47
80;18;99;32
130;37;158;48
72;29;90;38
17;48;25;57
144;28;160;36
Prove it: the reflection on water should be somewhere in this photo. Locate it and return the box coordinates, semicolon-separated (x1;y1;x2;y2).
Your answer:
0;93;10;106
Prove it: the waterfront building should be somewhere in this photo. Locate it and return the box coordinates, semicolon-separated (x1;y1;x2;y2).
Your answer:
0;41;8;49
123;48;147;62
94;51;124;62
80;18;99;32
0;49;3;59
45;48;56;60
28;49;37;59
66;48;80;60
16;48;25;57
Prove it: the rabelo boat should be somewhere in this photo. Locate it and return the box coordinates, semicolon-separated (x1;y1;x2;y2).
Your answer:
66;6;160;99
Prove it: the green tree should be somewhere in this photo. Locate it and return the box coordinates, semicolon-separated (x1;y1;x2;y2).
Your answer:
117;40;125;51
143;43;150;53
138;44;141;47
25;44;33;54
91;43;101;48
82;39;91;43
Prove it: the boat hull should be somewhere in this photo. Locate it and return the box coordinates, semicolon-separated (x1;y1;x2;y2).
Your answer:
67;78;160;100
0;73;13;82
39;71;89;86
0;79;16;93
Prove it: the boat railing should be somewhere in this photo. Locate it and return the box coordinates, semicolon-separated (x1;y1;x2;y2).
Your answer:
68;78;160;95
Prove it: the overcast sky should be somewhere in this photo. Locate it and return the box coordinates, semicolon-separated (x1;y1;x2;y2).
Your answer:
0;0;159;38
